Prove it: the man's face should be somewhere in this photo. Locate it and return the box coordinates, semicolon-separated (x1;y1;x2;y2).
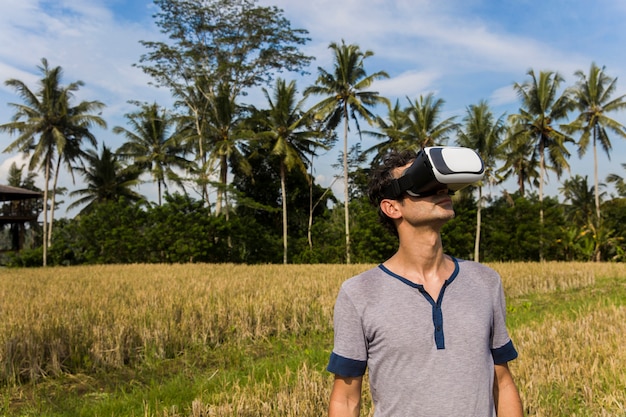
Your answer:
391;161;455;226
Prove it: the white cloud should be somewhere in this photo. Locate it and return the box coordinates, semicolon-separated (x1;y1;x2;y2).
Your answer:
376;70;441;99
490;85;517;107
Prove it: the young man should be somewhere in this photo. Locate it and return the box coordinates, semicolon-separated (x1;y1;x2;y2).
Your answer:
327;149;523;417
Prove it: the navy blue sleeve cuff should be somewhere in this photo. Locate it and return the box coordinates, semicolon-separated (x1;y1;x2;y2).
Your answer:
327;352;367;377
491;339;518;364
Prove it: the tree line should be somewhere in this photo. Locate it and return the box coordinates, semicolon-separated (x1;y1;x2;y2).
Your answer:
2;0;626;266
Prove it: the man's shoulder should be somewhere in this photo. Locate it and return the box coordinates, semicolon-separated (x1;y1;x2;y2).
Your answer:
455;258;502;284
341;265;388;292
343;265;386;283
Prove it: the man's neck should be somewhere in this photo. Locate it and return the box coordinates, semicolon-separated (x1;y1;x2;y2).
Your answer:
384;229;452;285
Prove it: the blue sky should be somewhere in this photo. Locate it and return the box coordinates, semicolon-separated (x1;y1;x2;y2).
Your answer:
2;0;626;216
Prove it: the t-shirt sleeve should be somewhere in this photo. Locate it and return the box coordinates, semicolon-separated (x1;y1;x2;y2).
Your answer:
490;274;518;364
327;284;368;377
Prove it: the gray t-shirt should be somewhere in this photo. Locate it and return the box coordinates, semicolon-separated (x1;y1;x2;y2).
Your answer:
327;257;518;417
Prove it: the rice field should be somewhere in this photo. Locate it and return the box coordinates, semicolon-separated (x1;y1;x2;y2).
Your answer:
1;262;625;416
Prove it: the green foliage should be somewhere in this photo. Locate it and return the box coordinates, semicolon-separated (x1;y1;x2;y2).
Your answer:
350;197;396;263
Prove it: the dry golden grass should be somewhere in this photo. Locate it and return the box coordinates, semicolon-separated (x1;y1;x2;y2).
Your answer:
490;261;626;298
0;264;370;385
511;304;626;416
1;261;625;416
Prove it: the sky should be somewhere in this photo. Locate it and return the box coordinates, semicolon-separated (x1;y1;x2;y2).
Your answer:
2;0;626;218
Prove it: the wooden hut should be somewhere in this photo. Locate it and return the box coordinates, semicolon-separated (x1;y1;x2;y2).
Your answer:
0;185;42;252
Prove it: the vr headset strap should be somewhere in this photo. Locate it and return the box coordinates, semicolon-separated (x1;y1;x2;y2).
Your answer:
383;175;415;199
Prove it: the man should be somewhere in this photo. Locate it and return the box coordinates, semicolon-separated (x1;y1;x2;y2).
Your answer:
327;149;523;417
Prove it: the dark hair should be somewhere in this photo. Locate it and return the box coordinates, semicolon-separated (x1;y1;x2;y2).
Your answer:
368;150;418;237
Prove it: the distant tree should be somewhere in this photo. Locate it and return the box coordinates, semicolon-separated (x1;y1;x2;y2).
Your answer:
68;145;144;215
559;175;600;229
254;78;327;263
362;100;413;164
456;100;506;261
564;63;626;252
607;163;626;197
497;130;540;196
136;0;312;211
507;69;574;260
1;58;106;265
305;40;389;263
114;102;191;206
601;196;626;261
404;93;459;147
203;82;252;217
7;162;39;190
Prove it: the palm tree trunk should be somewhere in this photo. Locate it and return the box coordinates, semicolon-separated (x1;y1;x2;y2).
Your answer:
343;111;351;264
474;186;482;262
216;154;228;217
539;139;545;262
280;162;288;264
193;112;211;213
42;158;51;267
47;156;62;248
308;155;314;251
593;129;601;261
518;162;525;197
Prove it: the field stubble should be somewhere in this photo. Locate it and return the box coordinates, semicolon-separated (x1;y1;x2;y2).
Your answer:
1;262;625;416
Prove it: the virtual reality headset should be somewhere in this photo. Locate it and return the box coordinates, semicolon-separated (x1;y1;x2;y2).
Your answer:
382;146;485;199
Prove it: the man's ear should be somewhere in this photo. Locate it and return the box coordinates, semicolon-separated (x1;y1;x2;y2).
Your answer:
380;198;402;220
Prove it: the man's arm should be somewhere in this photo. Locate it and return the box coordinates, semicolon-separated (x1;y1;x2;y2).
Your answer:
328;374;363;417
494;363;523;417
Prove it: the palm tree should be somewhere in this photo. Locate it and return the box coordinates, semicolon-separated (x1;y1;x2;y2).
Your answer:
507;69;574;260
564;63;626;240
607;163;626;197
174;79;249;216
255;78;327;263
7;162;39;190
497;131;540;197
304;40;389;263
404;93;459;147
362;100;413;164
456;100;506;262
559;174;607;260
204;82;251;217
68;145;144;215
559;175;598;229
114;102;191;206
0;58;106;265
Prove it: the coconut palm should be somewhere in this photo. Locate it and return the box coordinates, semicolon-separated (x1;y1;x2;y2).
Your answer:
304;40;389;263
559;174;608;260
564;63;626;234
404;93;459;147
7;162;39;190
607;163;626;197
68;145;144;215
559;175;600;228
507;69;574;260
362;100;413;164
114;102;191;206
456;100;506;262
204;82;251;217
0;58;106;265
497;130;541;197
254;78;327;263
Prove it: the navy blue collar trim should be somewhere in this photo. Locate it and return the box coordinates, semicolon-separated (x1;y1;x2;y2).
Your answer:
378;257;459;289
378;257;459;350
